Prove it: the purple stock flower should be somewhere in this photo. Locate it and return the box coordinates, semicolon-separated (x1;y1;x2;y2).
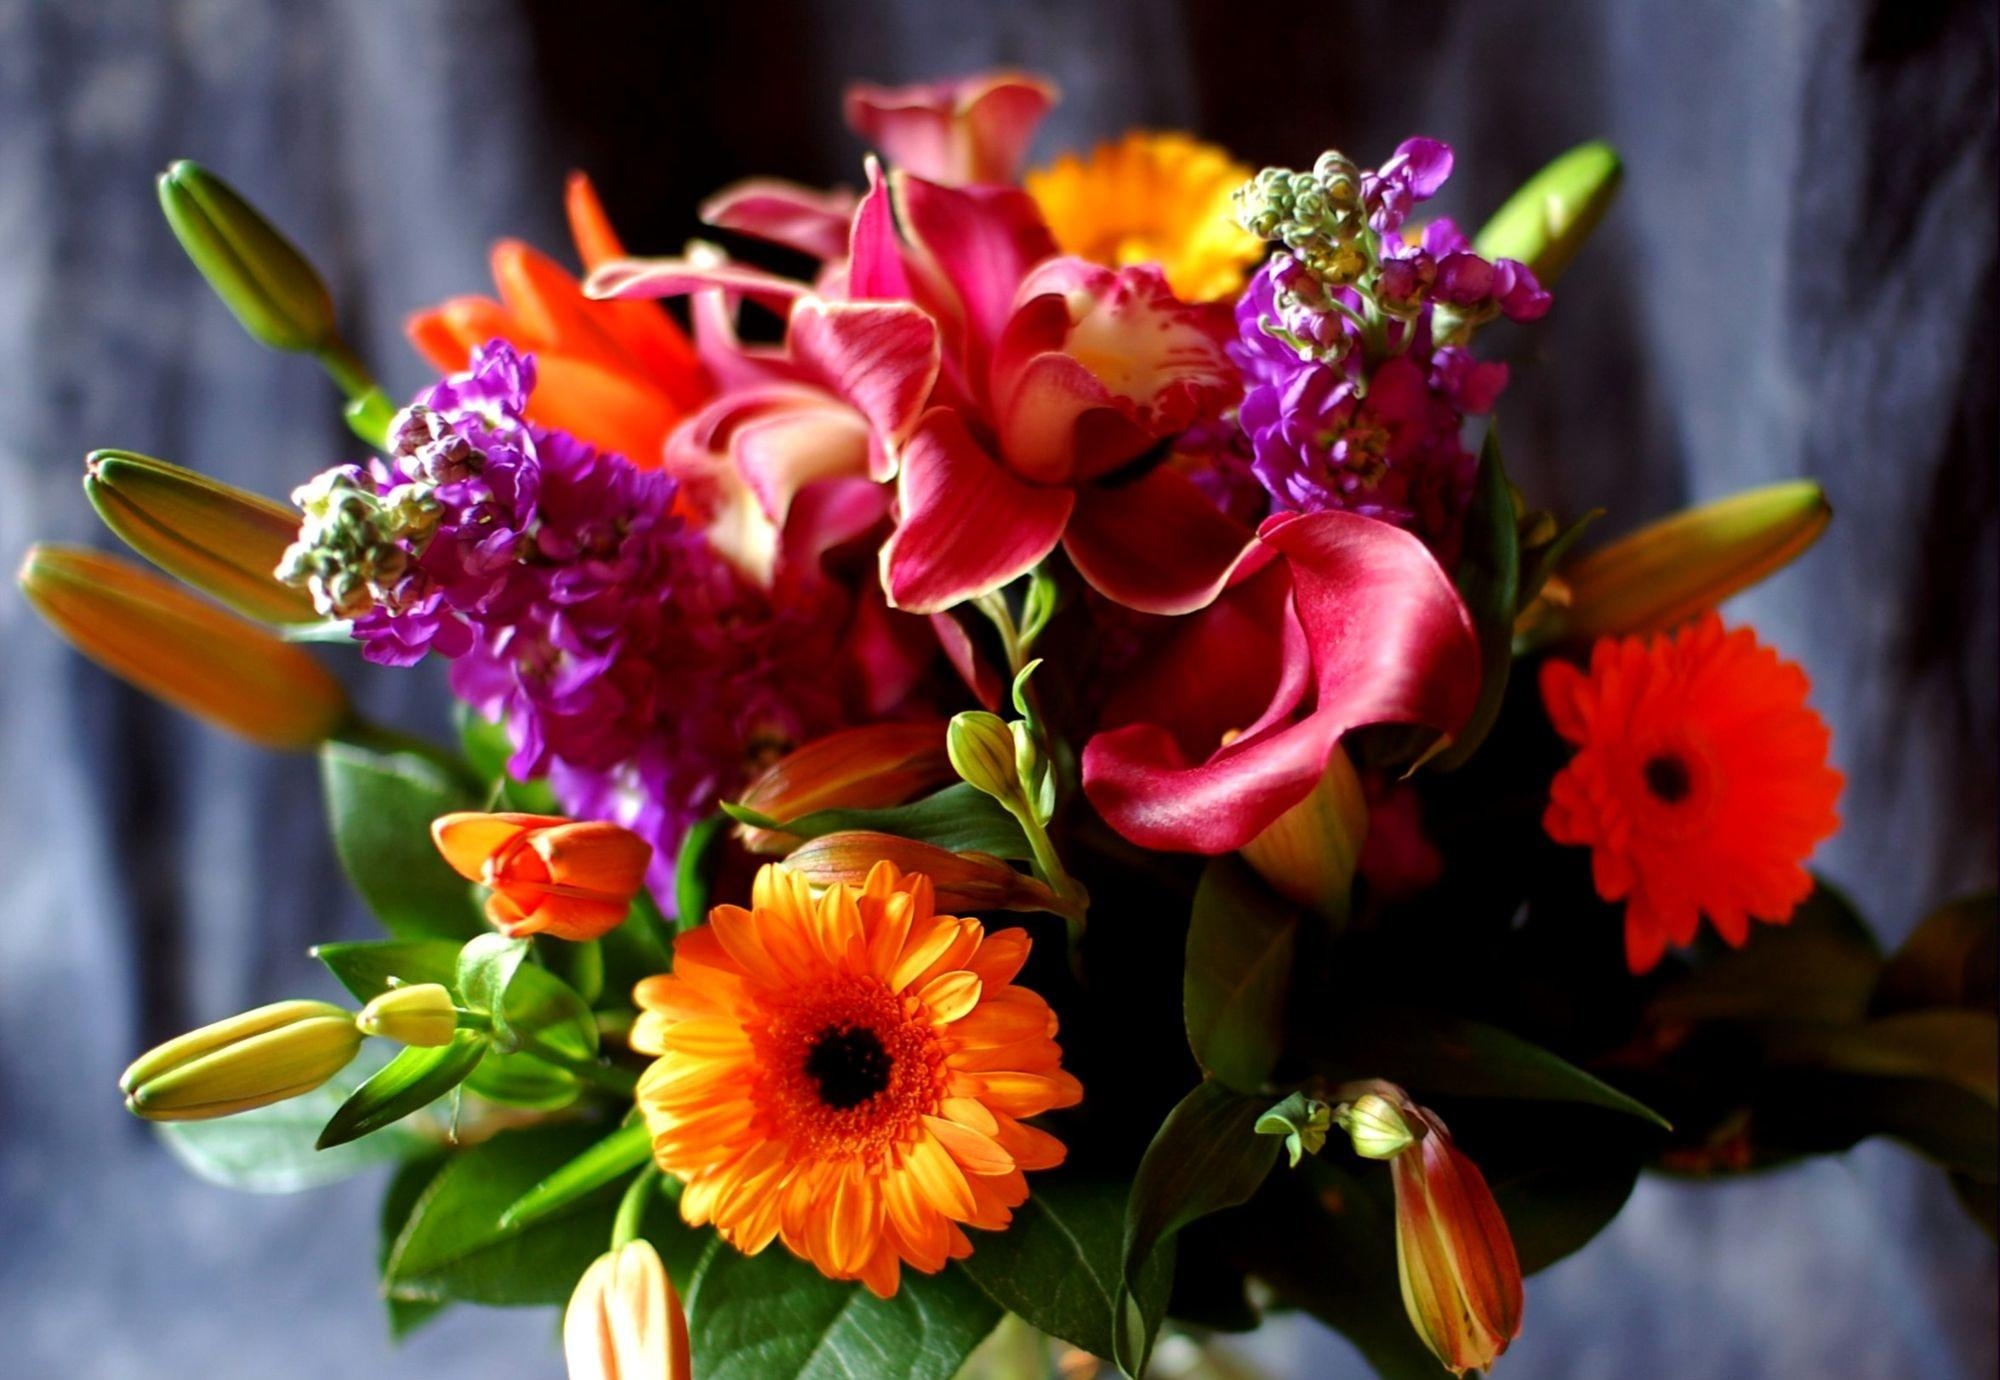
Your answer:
1230;139;1551;557
329;340;864;902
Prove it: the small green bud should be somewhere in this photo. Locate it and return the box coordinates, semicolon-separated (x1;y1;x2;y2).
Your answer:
157;161;336;353
84;451;318;625
356;983;460;1048
947;710;1024;808
1338;1091;1419;1161
120;999;362;1121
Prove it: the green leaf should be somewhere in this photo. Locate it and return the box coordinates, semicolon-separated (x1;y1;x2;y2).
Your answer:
675;813;729;931
1487;1147;1640;1274
320;740;484;940
1874;892;1998;1016
385;1123;623;1306
727;784;1033;862
379;1156;450;1338
157;1053;428;1193
314;938;460;1000
456;934;599;1060
463;1050;580;1110
1184;856;1297;1091
1117;1081;1281;1376
500;1120;654;1230
1305;1009;1671;1129
318;1032;488;1148
1436;429;1519;772
1650;883;1883;1026
684;1242;1001;1380
1768;1010;1999;1104
1473;140;1624;283
957;1177;1170;1362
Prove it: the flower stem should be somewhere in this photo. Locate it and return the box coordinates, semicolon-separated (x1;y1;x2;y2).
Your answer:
611;1163;661;1248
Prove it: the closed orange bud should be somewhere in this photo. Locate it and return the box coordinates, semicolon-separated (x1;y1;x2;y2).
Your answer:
431;812;652;941
17;544;348;748
563;1240;690;1380
734;722;953;853
1391;1104;1524;1375
784;830;1066;916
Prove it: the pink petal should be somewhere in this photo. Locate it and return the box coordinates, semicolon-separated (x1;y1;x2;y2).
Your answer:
897;174;1055;385
788;298;940;477
843;71;1057;186
848;158;918;304
584;256;807;315
1062;470;1258;615
1082;512;1480;853
881;407;1072;614
699;178;858;262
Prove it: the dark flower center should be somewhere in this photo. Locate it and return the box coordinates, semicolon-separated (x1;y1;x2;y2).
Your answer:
804;1025;894;1110
1642;753;1693;804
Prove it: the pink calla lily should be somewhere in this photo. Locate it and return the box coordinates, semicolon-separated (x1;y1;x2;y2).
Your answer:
1081;511;1481;853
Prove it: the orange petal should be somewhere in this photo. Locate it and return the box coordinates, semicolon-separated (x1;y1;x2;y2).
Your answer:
430;811;559;882
922;1114;1015;1176
918;970;983;1024
566;172;707;404
534;820;653;899
406;306;476;374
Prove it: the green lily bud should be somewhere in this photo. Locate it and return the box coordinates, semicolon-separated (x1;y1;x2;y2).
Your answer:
84;451;318;625
1339;1090;1419;1161
1474;141;1623;284
120;999;363;1121
157;161;336;354
356;983;461;1048
1533;480;1831;645
1240;743;1367;926
947;710;1025;809
1256;1091;1334;1168
18;544;349;748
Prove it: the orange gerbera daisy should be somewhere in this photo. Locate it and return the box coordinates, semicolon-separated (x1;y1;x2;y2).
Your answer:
1025;130;1263;301
407;174;709;467
1540;613;1843;973
630;860;1080;1296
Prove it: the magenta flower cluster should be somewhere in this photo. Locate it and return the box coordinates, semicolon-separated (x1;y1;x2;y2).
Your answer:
1232;139;1551;555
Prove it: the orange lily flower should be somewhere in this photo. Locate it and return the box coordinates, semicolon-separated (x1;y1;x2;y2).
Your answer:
431;811;653;941
563;1240;691;1380
407;174;710;467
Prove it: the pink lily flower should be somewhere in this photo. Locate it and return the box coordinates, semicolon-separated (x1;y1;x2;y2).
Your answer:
592;160;1256;617
1081;510;1481;853
843;70;1058;187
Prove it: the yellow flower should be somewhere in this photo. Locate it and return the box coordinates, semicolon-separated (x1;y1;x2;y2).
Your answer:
632;861;1081;1297
1026;131;1262;301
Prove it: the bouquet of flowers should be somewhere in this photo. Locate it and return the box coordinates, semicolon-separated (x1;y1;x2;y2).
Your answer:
22;69;1994;1380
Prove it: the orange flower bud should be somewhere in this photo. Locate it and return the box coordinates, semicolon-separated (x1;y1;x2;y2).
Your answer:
17;544;348;748
734;722;953;853
784;830;1066;916
1390;1103;1524;1375
563;1240;690;1380
431;812;653;941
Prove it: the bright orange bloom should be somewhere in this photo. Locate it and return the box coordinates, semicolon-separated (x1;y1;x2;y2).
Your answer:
631;861;1080;1297
407;174;709;467
431;811;652;941
563;1240;691;1380
1540;613;1843;972
1026;131;1263;301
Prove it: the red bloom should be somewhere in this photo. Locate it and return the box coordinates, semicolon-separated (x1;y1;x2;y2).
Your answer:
1081;511;1481;853
1540;613;1843;972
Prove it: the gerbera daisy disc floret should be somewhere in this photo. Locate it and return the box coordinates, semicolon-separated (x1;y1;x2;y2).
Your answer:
632;861;1081;1296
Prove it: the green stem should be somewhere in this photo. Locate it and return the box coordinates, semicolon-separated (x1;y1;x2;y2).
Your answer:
611;1163;661;1248
314;336;378;401
517;1032;642;1099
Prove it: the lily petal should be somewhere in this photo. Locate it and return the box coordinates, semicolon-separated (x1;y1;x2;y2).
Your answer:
1062;469;1258;615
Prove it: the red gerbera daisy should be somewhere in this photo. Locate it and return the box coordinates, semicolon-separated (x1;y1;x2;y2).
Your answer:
1540;613;1843;972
